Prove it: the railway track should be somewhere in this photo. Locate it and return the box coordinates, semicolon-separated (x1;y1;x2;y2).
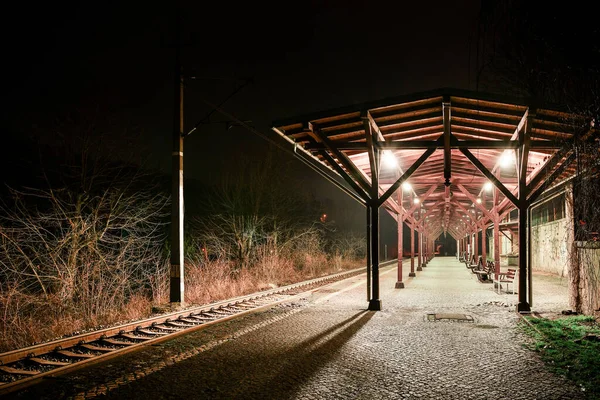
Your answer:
0;260;397;395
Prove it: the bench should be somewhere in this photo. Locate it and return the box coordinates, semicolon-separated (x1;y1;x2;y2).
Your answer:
473;260;494;283
467;255;481;271
494;268;517;294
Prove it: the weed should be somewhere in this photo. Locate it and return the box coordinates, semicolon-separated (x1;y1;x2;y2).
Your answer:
521;316;600;398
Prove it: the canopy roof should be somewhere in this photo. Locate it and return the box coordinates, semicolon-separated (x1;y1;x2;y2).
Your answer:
273;88;594;240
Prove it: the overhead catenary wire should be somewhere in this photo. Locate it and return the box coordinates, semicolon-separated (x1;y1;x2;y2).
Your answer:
183;84;366;206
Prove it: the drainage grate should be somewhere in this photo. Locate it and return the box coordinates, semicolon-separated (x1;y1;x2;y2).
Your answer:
426;313;474;323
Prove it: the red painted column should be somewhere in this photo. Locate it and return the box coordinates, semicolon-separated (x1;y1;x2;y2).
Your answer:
417;228;422;271
409;224;416;277
396;191;405;288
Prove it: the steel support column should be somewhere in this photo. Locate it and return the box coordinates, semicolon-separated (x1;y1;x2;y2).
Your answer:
494;218;500;278
409;225;416;277
481;225;487;263
417;228;423;271
517;206;531;312
474;228;479;261
368;136;382;310
369;202;382;310
366;205;372;302
396;190;404;288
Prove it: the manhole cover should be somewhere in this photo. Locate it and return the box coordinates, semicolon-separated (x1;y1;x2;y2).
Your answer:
426;313;474;322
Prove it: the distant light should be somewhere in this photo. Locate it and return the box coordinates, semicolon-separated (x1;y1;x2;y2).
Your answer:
382;150;398;169
402;182;412;191
476;198;482;204
484;181;493;191
413;198;420;204
500;150;514;168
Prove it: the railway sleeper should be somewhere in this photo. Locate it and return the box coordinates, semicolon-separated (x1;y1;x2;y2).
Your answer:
57;349;97;359
177;317;206;324
102;338;134;346
152;325;181;332
28;357;70;367
136;328;168;336
119;333;151;341
165;321;195;328
0;366;40;376
80;344;114;353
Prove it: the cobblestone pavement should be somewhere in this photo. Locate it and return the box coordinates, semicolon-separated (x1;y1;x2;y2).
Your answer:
9;257;586;400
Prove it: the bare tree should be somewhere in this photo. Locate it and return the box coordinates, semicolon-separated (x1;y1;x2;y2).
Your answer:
190;149;324;270
0;116;169;350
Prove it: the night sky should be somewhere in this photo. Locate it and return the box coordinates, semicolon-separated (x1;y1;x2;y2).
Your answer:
2;1;481;248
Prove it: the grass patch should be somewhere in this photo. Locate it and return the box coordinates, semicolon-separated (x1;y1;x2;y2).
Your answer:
521;315;600;398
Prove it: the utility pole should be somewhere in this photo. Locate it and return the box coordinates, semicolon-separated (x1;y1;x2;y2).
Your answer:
170;9;185;305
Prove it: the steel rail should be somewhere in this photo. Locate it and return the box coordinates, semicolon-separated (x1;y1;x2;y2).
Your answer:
0;260;397;395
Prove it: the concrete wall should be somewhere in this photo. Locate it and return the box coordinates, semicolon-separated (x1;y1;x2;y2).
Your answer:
531;218;570;277
575;245;600;315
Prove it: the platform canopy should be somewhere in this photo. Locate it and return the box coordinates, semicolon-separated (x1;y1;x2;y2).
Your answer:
272;88;592;241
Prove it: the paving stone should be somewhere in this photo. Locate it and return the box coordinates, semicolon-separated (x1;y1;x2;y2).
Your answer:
7;257;585;399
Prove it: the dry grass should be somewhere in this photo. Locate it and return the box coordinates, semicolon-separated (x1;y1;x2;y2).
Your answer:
0;246;363;352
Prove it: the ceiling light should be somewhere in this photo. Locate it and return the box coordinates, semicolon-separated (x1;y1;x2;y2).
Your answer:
476;198;482;204
484;181;493;191
402;182;412;191
382;150;397;169
500;150;514;168
413;198;420;204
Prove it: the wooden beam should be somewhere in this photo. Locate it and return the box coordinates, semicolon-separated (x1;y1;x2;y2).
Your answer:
460;148;519;207
527;146;572;194
293;149;367;205
456;184;494;221
313;146;371;201
362;116;378;186
527;152;576;204
379;147;437;205
308;122;372;195
443;96;451;186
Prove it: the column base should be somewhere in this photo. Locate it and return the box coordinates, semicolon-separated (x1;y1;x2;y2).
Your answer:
417;266;423;271
516;302;531;313
395;281;405;289
408;272;416;277
368;299;382;311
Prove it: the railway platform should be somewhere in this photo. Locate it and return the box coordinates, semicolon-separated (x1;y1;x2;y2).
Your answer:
8;256;583;400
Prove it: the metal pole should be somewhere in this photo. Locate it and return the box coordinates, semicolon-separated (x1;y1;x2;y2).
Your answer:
517;206;531;312
396;190;404;288
366;205;372;302
368;146;382;311
417;228;422;271
369;201;382;310
409;224;416;277
474;228;479;261
170;12;185;305
528;207;533;307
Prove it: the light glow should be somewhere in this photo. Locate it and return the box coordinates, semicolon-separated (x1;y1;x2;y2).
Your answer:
382;150;397;168
413;198;420;204
402;182;412;191
500;150;515;168
476;198;482;204
484;181;493;191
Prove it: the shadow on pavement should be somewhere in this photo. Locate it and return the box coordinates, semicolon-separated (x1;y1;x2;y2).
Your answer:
231;310;375;399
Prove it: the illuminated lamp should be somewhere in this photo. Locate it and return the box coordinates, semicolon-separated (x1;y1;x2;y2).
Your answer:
383;150;397;168
500;150;514;168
